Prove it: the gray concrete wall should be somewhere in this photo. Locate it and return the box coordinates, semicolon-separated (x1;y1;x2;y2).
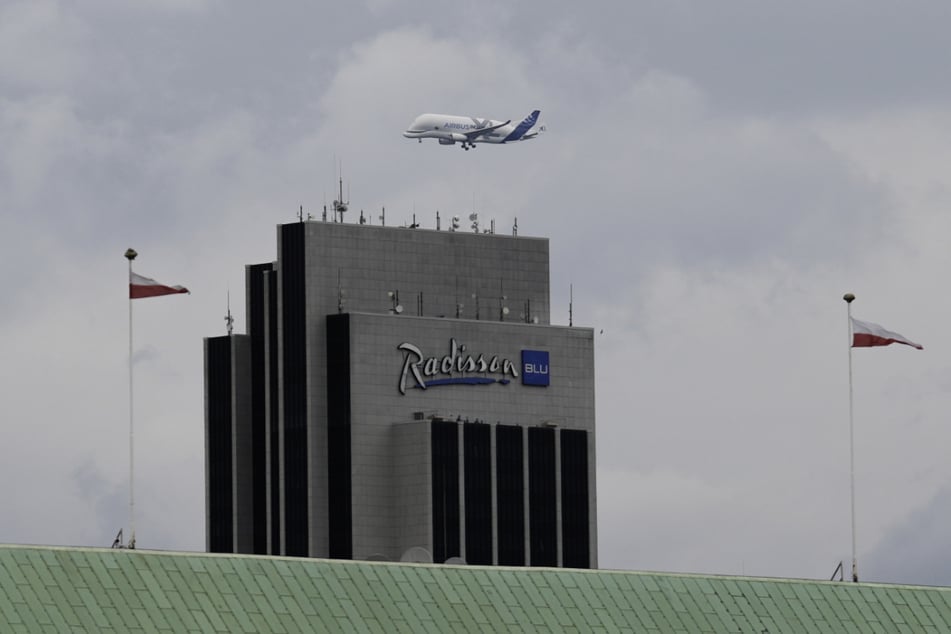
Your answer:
296;221;552;558
392;421;433;561
342;312;595;562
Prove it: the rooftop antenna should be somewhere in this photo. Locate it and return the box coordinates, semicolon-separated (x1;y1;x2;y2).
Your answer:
498;279;509;321
436;210;441;231
379;206;386;226
298;205;303;223
337;269;346;314
225;290;234;335
513;217;518;236
333;168;348;223
387;290;403;315
569;283;573;327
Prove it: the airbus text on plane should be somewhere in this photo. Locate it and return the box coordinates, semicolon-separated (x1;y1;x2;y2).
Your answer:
403;110;545;150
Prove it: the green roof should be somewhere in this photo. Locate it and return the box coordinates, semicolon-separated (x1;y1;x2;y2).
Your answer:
2;544;951;632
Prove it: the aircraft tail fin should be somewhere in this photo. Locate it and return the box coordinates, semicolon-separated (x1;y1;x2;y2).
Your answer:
503;110;541;142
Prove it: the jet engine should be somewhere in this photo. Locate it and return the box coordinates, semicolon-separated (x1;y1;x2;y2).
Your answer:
439;133;468;145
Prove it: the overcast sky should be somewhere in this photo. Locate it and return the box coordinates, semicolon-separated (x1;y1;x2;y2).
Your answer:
3;0;951;586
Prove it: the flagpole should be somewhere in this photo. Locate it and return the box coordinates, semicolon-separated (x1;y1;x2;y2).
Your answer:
125;248;138;549
843;292;856;582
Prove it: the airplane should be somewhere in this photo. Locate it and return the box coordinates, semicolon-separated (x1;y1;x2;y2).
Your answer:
403;110;545;150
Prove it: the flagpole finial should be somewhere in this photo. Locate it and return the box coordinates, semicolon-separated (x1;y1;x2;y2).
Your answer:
125;248;138;261
843;293;855;303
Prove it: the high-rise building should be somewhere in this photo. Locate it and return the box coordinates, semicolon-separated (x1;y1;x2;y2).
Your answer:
204;219;596;567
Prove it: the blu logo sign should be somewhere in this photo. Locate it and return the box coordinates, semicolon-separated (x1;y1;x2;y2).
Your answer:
521;350;550;386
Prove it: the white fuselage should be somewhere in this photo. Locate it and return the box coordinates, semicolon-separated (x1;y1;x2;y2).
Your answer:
403;111;543;148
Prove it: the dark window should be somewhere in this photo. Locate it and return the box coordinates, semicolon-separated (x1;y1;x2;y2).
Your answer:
560;429;590;568
464;423;491;565
326;314;352;559
432;421;460;564
206;337;233;553
529;427;556;566
247;263;272;555
495;425;524;565
281;223;308;556
265;270;280;555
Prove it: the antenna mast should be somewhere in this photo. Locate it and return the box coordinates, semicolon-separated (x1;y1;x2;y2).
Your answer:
225;291;234;335
569;284;573;327
333;161;348;222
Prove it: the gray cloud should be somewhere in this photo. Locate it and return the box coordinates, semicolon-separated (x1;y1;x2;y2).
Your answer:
1;1;950;586
865;485;951;586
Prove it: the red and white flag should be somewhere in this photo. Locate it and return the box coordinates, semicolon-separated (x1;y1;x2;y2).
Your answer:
851;317;923;350
130;271;189;299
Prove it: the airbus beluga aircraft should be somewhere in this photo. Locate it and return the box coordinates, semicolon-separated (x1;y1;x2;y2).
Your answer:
403;110;544;150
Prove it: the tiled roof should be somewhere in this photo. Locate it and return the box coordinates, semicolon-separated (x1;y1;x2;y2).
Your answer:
2;544;951;632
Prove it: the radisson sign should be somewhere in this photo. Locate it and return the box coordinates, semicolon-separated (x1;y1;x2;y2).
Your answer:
397;339;518;395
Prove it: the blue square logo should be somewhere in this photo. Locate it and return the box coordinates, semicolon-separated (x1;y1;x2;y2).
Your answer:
521;350;550;386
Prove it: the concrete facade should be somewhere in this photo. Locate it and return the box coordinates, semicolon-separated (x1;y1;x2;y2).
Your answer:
204;219;597;567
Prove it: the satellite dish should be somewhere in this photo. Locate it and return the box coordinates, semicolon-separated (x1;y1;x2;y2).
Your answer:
502;306;509;315
532;316;539;324
468;213;478;221
395;304;404;314
444;556;467;565
400;547;433;563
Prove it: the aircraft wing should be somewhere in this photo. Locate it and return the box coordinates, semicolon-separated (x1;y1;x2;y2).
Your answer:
464;119;511;141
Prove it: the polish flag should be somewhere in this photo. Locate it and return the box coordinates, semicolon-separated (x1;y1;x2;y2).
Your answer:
851;317;923;350
130;271;190;299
